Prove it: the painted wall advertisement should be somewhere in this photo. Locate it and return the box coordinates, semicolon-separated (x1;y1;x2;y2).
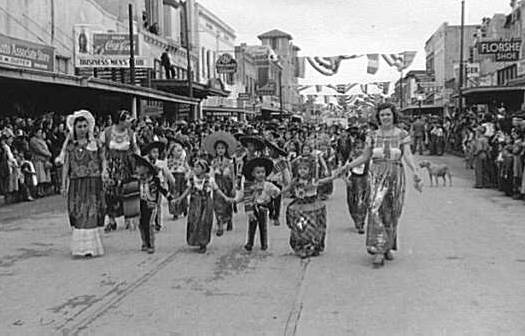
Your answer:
0;33;55;71
74;25;152;68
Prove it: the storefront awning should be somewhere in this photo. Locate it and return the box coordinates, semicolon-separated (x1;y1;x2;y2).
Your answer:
0;64;200;105
203;106;255;115
462;85;525;95
151;79;230;100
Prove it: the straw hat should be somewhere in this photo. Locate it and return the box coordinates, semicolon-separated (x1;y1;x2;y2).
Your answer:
203;131;237;157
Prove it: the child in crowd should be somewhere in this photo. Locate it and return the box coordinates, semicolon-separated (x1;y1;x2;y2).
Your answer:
233;157;281;251
133;154;174;254
172;159;230;253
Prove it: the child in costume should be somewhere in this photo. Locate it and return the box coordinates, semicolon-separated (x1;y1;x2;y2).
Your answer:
266;140;291;226
143;141;175;231
233;157;280;251
286;156;341;258
133;154;174;254
167;135;190;219
203;131;237;236
345;128;370;234
172;159;230;253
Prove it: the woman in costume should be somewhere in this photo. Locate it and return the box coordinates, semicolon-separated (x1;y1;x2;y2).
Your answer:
101;110;139;232
203;131;237;236
62;110;105;257
344;103;422;267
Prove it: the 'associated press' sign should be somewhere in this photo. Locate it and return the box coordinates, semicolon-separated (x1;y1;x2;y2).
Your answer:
0;34;54;71
478;40;521;62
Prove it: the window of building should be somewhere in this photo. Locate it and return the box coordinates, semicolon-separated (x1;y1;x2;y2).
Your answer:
201;47;206;79
207;50;212;79
271;38;278;50
55;55;69;74
154;59;162;79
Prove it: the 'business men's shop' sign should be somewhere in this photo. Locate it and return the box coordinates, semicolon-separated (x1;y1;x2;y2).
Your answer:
478;40;522;61
74;25;152;68
0;34;55;71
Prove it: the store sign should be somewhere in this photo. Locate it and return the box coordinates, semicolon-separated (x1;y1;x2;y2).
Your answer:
92;33;139;55
216;53;237;74
238;92;251;100
0;34;55;71
76;56;152;68
478;40;521;61
257;82;277;96
74;25;151;68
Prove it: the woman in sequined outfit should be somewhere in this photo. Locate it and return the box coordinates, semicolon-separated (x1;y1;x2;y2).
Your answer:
344;103;422;267
100;110;139;232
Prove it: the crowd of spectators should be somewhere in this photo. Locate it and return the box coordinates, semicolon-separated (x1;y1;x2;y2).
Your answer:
409;105;525;200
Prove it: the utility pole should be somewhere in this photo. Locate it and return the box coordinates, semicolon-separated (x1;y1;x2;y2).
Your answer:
128;4;135;85
399;70;404;110
183;0;193;99
458;0;465;116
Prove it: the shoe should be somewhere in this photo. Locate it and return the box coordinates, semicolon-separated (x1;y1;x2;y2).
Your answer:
26;197;34;202
141;245;148;252
216;228;224;237
155;226;161;232
357;227;365;234
198;245;207;253
173;215;179;220
384;250;394;260
373;254;385;267
273;219;280;226
147;247;155;254
261;244;268;251
244;244;253;251
226;222;233;231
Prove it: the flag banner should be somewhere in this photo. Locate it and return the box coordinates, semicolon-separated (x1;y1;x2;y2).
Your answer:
326;83;357;94
367;54;379;74
306;55;362;76
295;57;306;78
324;96;331;104
382;51;417;71
315;85;323;92
360;84;368;94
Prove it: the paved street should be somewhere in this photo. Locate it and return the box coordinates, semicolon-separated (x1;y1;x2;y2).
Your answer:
1;154;525;336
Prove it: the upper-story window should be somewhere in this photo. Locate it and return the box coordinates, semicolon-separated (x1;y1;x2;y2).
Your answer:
271;38;278;50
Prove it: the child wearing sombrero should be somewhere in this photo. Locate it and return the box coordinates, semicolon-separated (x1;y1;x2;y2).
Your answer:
142;141;175;231
133;153;175;254
232;157;281;251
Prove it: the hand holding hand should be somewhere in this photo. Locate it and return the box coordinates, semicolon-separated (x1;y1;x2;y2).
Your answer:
247;212;257;222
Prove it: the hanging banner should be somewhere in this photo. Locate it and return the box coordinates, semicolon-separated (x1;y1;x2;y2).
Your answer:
0;33;55;71
478;40;521;61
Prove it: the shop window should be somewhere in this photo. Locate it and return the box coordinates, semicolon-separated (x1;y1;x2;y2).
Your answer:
55;55;69;74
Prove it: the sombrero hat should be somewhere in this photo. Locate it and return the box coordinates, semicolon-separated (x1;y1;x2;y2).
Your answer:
132;153;157;174
242;157;274;181
203;131;237;157
141;141;165;156
239;135;266;151
66;110;95;137
265;140;287;157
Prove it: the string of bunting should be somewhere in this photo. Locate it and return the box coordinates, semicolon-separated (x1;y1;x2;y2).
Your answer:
294;51;417;77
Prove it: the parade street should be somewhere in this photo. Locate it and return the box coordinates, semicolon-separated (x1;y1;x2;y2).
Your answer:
0;154;523;336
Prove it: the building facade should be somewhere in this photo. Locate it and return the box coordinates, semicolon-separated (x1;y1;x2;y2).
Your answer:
257;29;301;113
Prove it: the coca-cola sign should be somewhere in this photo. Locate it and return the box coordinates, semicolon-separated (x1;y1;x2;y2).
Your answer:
92;33;139;56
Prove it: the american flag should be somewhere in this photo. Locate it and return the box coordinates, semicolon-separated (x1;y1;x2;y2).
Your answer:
382;51;417;71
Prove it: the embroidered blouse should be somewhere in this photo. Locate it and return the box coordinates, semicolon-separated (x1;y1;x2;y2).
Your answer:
366;128;411;163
